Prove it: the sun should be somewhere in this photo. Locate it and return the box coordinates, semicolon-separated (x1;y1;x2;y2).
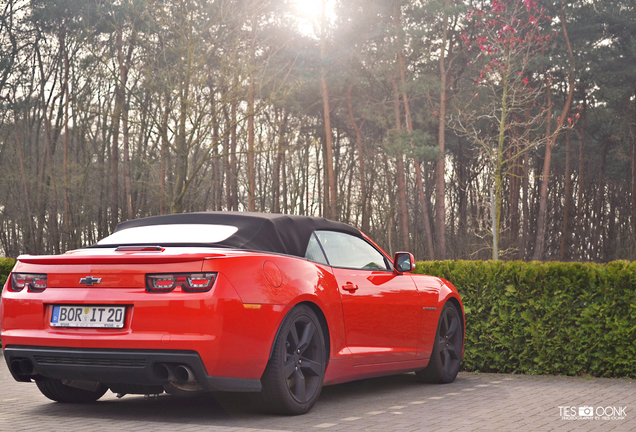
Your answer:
293;0;323;19
291;0;335;37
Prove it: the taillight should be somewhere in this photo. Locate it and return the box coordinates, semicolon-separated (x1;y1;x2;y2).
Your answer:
10;273;47;292
146;275;177;292
185;275;215;291
146;273;216;293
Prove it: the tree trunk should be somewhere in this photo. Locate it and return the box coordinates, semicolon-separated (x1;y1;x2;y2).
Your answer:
13;112;35;252
593;138;611;260
493;70;509;259
119;31;135;220
559;128;572;260
393;1;435;257
509;137;521;258
160;90;170;215
282;150;288;214
222;105;231;211
532;5;575;260
230;77;238;211
273;143;281;214
210;90;222;211
519;151;530;259
456;140;468;258
632;85;636;238
518;103;533;260
173;75;188;213
122;97;133;220
247;28;256;212
392;77;410;251
247;77;255;211
110;28;126;231
61;27;71;250
172;24;192;215
321;0;337;219
98;103;109;239
532;79;553;261
434;0;452;260
36;44;60;253
273;109;286;214
575;86;586;254
347;86;369;232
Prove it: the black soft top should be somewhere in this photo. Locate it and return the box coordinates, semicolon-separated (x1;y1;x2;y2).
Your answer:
112;211;363;258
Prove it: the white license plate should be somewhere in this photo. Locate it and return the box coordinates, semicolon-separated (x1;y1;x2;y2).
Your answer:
51;305;126;328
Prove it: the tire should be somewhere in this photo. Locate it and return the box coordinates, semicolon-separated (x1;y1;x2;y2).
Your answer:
257;305;326;415
36;378;107;403
416;302;463;384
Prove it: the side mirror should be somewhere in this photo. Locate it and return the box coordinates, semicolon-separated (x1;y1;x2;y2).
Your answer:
393;252;415;274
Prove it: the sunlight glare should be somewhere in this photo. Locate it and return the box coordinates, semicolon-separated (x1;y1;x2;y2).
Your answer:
292;0;335;37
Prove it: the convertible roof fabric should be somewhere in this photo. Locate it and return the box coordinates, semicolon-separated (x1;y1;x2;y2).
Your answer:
111;212;362;257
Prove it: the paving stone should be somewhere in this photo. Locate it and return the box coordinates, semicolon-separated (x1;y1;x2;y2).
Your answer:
0;368;634;431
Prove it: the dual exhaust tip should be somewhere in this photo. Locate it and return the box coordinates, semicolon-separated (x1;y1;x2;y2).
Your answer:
10;358;35;376
153;363;196;384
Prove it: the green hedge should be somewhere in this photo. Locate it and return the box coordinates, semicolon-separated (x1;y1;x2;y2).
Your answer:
0;258;15;291
415;260;636;378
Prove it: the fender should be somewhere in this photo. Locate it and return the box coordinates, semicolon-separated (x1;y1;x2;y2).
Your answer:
437;278;463;311
216;255;347;366
266;300;331;362
410;275;464;360
437;278;465;357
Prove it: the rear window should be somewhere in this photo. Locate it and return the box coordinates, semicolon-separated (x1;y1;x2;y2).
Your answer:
97;224;239;246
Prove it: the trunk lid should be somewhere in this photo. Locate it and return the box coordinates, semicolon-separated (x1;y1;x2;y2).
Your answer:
14;247;226;289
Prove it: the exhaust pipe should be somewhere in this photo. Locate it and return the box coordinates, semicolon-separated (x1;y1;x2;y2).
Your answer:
10;359;23;376
10;358;35;376
173;365;196;384
153;363;175;382
19;358;34;375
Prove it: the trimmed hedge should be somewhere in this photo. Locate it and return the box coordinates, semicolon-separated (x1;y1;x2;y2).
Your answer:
0;258;15;291
415;260;636;378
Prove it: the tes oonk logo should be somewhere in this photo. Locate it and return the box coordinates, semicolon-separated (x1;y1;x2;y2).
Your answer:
559;406;627;421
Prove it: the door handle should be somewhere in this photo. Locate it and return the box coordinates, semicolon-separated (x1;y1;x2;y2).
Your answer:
342;282;359;292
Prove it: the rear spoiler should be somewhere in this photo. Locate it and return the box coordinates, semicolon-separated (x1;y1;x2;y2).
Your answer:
16;252;224;266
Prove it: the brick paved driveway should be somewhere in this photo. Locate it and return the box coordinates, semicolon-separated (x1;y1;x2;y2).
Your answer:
0;365;633;431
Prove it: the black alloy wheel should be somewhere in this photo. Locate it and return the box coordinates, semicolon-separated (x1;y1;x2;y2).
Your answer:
257;305;326;415
416;302;463;383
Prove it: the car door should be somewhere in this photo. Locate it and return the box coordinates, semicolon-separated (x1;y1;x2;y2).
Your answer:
314;230;421;365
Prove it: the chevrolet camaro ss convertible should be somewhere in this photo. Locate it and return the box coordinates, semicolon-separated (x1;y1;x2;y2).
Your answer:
1;212;464;415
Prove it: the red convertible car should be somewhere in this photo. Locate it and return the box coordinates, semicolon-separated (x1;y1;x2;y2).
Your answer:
1;212;464;415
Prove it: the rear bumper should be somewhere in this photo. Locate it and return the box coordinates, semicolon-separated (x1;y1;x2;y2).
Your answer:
3;346;262;392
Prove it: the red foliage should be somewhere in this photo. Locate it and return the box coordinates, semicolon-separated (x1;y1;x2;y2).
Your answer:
460;0;550;83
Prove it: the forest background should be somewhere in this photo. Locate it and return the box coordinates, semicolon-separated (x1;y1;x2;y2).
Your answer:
0;0;634;263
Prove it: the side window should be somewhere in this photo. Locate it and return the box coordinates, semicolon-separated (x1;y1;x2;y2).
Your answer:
314;231;389;271
305;232;329;265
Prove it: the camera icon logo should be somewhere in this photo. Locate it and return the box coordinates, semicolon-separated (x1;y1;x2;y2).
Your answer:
579;406;594;417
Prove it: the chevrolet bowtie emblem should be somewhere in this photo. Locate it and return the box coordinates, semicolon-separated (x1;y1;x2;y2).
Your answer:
79;276;102;286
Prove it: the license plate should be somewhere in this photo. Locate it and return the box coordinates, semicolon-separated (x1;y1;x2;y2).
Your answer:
51;305;126;328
